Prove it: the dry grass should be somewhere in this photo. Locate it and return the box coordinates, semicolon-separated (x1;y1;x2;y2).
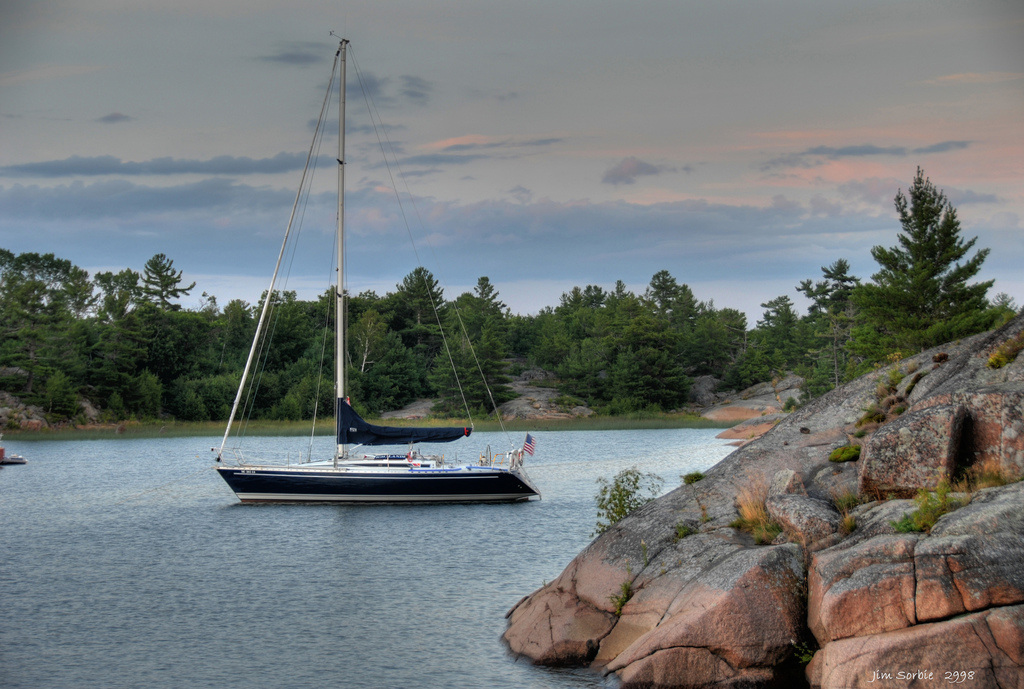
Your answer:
954;456;1020;495
731;477;782;544
830;488;861;535
840;513;857;535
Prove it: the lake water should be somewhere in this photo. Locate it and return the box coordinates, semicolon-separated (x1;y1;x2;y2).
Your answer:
0;429;733;688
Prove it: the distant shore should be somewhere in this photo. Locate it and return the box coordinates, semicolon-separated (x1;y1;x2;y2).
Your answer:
2;413;737;441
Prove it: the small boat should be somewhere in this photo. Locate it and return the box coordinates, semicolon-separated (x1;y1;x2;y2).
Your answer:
214;38;540;504
0;434;26;465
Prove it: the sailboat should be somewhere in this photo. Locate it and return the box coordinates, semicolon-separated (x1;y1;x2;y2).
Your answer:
214;38;540;503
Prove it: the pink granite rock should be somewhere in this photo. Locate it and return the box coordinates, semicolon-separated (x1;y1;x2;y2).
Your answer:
809;604;1024;689
606;545;805;680
915;533;1024;622
766;494;841;546
859;403;965;498
809;534;919;643
502;584;615;666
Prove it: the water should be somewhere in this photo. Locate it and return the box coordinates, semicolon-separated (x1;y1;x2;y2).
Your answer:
0;429;733;689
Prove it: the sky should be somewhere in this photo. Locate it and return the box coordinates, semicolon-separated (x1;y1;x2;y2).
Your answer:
1;0;1022;323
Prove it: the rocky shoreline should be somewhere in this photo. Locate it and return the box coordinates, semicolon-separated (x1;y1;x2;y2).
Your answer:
502;314;1024;688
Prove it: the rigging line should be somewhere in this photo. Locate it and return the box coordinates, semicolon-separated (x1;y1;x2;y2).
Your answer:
250;68;335;442
220;48;340;455
350;49;476;426
384;162;511;442
307;220;339;461
357;128;510;440
242;105;328;442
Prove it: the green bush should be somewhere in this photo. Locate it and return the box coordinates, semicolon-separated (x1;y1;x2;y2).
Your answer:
594;467;664;535
682;471;705;485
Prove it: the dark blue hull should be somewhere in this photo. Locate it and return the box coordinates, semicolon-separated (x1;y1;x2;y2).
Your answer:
216;465;540;503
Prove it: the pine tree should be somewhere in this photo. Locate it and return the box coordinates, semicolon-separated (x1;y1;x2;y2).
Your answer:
798;259;860;393
849;168;995;363
140;253;195;311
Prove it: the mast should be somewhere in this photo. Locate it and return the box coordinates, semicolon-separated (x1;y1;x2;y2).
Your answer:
335;38;349;461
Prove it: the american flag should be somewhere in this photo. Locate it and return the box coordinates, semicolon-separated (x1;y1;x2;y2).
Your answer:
523;433;536;456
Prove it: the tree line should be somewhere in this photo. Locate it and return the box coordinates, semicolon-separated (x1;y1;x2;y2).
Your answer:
0;168;1016;425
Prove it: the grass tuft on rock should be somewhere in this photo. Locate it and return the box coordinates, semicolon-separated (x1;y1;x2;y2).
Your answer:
673;522;696;542
730;478;782;544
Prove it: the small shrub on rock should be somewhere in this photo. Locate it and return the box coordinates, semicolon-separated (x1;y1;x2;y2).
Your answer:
610;578;633;617
857;403;886;427
904;370;927;397
891;480;963;533
987;331;1024;369
840;514;857;534
594;467;663;535
682;471;705;485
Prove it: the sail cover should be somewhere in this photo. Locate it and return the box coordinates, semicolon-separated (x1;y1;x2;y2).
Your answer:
337;399;471;446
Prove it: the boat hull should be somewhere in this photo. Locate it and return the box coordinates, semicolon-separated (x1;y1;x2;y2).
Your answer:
215;465;540;503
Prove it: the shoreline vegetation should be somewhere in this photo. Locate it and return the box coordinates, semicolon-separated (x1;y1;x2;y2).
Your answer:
2;169;1015;439
3;412;736;441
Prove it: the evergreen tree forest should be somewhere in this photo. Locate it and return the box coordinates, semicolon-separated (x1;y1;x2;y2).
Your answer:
0;169;1017;426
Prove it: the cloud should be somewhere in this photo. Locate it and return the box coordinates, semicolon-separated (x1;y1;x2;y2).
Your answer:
946;189;1000;205
0;64;103;88
804;144;907;157
377;135;564;171
601;157;667;185
839;176;999;208
762;140;972;170
509;186;532;204
926;72;1024;85
0;178;298;219
398;75;432;104
398;153;490;167
426;135;564;154
2;177;1017;321
257;44;324;66
0;152;308;177
912;141;972;155
96;112;133;124
349;71;433;108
